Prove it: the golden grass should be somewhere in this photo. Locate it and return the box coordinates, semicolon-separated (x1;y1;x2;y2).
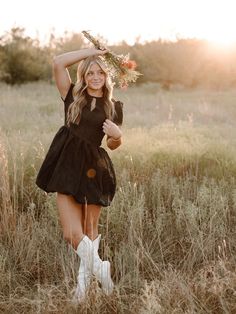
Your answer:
0;82;236;313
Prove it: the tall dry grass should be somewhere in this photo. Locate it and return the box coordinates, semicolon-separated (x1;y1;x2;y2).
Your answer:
0;82;236;313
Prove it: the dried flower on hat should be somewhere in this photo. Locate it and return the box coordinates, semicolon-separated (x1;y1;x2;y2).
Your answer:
82;30;142;88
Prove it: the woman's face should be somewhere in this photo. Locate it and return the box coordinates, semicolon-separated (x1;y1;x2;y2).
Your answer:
85;62;106;91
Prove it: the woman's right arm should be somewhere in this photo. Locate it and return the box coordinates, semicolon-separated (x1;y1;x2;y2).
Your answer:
53;48;108;100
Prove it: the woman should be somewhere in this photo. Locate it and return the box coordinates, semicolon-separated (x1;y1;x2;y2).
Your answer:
35;47;124;302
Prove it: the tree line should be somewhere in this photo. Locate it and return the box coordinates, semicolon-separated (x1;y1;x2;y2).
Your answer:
1;27;236;89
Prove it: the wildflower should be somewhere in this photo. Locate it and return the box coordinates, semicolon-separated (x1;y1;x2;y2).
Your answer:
82;30;142;88
121;60;137;70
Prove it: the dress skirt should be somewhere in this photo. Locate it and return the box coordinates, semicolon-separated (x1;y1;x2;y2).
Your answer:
36;125;116;207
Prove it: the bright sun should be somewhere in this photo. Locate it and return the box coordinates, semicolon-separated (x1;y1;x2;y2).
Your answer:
191;0;236;48
205;28;236;48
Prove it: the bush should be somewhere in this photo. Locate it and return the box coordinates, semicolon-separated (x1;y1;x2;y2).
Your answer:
0;27;52;84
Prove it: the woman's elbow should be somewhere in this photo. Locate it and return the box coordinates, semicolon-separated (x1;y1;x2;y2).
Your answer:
52;56;59;67
52;55;64;69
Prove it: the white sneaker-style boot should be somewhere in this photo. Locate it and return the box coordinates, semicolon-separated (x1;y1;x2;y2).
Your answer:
92;234;114;295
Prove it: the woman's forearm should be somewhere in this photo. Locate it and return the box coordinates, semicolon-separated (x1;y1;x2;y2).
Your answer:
53;48;98;68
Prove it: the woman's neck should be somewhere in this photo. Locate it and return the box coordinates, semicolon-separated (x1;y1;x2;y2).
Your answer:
86;88;103;98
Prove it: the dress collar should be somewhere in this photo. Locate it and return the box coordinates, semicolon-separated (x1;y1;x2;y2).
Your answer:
85;89;104;101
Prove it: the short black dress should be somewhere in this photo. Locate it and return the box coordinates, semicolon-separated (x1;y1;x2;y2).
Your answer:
35;83;123;207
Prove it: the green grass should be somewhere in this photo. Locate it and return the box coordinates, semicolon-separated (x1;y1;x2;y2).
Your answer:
0;81;236;313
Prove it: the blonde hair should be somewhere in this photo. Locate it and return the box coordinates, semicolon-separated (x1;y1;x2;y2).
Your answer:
66;56;115;126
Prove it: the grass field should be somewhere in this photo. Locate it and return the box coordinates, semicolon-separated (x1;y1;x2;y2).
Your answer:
0;81;236;313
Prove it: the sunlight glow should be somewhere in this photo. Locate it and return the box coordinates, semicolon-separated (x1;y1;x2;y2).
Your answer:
180;0;236;47
1;0;236;48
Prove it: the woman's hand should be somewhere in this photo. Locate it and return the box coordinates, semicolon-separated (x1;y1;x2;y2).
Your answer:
92;48;109;56
102;119;122;139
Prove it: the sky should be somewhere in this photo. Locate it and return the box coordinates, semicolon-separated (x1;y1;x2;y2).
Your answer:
1;0;236;46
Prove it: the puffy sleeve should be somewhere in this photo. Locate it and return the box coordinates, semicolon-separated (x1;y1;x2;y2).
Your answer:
61;83;74;124
112;100;124;126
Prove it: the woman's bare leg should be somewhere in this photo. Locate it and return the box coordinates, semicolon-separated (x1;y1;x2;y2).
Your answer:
84;204;102;240
56;193;84;249
56;195;114;298
84;204;114;294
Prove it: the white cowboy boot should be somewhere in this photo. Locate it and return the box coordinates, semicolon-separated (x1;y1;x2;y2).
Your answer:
74;234;102;301
74;235;114;301
92;234;114;295
73;235;94;302
74;260;92;302
93;234;101;253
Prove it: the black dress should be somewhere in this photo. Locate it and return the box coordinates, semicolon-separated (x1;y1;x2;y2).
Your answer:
35;83;123;207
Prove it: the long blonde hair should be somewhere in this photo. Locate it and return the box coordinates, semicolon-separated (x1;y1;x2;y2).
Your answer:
66;56;115;126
